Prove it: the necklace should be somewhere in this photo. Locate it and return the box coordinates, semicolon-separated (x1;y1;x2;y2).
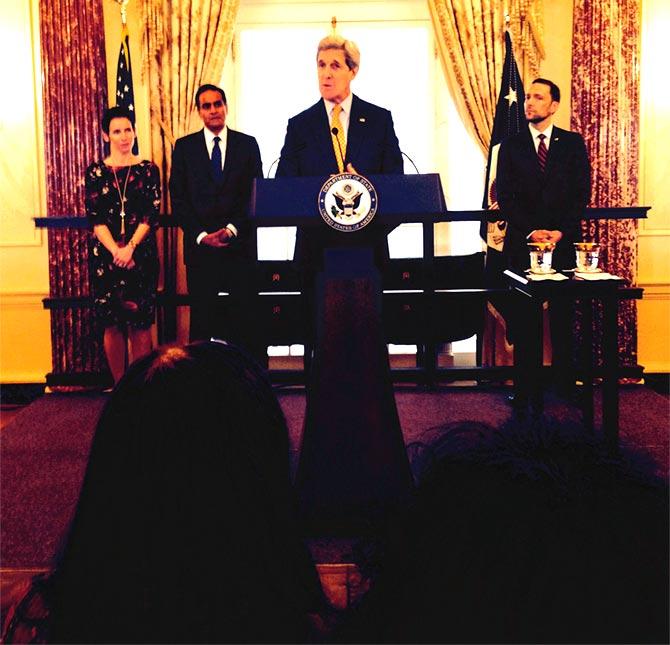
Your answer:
111;164;132;239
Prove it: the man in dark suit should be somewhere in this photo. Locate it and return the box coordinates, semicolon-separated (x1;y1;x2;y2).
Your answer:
276;38;403;178
169;84;263;354
497;78;591;273
276;34;404;268
274;36;412;518
274;33;404;368
496;78;591;404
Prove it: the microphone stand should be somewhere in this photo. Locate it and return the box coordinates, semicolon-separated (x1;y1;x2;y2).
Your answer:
331;127;346;172
401;151;420;174
266;157;280;179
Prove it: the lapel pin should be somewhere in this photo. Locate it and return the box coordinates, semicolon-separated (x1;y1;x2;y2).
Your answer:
359;117;366;123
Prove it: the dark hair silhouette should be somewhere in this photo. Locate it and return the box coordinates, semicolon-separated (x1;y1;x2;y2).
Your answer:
101;105;135;134
532;77;561;102
195;84;227;109
340;419;669;644
49;341;323;643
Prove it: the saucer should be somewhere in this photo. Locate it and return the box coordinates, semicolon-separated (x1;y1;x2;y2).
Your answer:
576;267;603;274
525;268;557;275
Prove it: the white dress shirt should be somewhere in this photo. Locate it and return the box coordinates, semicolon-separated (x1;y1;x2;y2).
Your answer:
529;122;554;152
204;125;228;168
196;126;237;243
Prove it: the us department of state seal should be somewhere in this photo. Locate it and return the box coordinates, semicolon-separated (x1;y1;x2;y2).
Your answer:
317;173;378;232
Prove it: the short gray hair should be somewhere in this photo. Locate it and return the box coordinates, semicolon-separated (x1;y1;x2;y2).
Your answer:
317;34;360;71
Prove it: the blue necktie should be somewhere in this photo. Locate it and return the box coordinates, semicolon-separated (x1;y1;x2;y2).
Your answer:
211;136;223;181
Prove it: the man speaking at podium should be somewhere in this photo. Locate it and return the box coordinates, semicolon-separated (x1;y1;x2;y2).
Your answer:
276;34;403;178
276;33;404;269
274;34;413;519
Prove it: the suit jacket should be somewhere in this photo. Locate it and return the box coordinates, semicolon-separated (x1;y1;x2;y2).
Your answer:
169;127;262;266
276;94;403;178
275;95;403;267
496;126;591;271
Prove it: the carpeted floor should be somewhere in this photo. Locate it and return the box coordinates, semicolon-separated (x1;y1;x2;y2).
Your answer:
1;386;668;569
1;393;107;568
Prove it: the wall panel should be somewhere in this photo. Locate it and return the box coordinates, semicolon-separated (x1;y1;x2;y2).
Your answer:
0;0;50;383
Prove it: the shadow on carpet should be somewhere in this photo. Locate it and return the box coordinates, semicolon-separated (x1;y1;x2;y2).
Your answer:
1;386;668;569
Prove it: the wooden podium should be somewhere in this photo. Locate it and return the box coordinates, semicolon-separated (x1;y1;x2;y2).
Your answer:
250;174;447;524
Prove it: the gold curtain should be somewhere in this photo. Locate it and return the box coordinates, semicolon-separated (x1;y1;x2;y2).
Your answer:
428;0;544;154
140;0;240;189
40;0;109;380
572;0;640;368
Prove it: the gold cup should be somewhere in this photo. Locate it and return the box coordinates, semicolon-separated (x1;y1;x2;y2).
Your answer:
527;241;556;274
574;242;600;272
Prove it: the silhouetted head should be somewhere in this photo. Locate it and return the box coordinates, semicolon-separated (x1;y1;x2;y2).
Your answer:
50;341;322;643
343;419;669;644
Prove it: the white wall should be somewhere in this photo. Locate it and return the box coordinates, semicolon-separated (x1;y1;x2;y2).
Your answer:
638;0;670;372
0;0;51;383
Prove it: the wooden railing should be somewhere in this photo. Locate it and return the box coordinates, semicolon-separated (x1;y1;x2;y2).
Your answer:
35;207;649;387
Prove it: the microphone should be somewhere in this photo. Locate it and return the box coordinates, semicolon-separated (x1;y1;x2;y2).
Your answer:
331;127;346;172
401;151;420;174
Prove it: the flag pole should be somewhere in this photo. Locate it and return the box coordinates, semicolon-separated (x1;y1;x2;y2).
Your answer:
481;18;526;284
114;0;130;26
113;0;138;154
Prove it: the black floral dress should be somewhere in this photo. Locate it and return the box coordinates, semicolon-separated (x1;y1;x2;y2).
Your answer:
85;160;160;330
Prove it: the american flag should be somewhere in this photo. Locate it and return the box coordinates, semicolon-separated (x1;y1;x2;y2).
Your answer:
480;30;526;249
116;24;138;154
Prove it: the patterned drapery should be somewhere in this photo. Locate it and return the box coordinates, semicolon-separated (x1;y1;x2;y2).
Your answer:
572;0;640;367
140;0;240;192
40;0;108;380
428;0;544;154
428;0;544;368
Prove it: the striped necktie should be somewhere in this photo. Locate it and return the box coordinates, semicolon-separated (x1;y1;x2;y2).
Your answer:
331;104;346;173
537;133;548;172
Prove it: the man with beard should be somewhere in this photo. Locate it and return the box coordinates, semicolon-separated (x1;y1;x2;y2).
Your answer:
496;78;591;407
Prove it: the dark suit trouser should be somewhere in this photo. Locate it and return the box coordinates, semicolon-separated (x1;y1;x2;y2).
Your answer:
508;295;575;404
186;252;265;365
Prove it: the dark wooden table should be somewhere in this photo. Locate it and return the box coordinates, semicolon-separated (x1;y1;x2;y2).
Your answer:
505;270;643;450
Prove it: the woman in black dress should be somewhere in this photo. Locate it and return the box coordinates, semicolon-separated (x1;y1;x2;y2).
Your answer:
85;106;160;383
